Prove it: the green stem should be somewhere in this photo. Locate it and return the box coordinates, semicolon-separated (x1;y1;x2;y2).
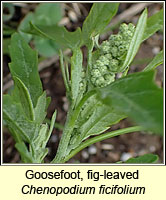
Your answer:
51;90;96;163
62;126;143;163
122;66;129;77
59;50;70;94
86;40;94;91
65;62;70;87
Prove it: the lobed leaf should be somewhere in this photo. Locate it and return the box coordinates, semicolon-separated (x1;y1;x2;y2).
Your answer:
34;36;60;57
142;8;163;41
119;9;147;72
3;33;56;163
67;95;125;153
34;3;63;26
9;33;43;107
32;110;56;162
33;3;62;56
82;3;119;44
26;22;82;50
18;3;63;57
34;91;47;124
143;50;163;72
97;70;163;135
13;76;35;121
32;124;49;162
3;95;39;143
33;124;48;148
79;105;125;140
18;12;34;42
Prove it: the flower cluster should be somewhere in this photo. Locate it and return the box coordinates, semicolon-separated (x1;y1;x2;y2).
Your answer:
90;23;135;88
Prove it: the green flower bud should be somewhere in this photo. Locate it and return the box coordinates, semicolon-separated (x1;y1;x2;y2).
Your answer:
117;44;127;57
128;23;135;33
99;55;110;66
109;59;119;72
118;45;126;52
110;34;123;46
119;23;128;34
91;76;97;85
91;68;101;77
109;34;117;41
91;23;135;88
79;81;84;90
104;53;112;60
81;70;86;78
99;65;108;75
126;33;134;41
95;76;105;87
109;34;117;45
119;23;135;41
100;40;110;53
104;73;115;84
96;59;105;67
116;34;123;41
110;46;118;57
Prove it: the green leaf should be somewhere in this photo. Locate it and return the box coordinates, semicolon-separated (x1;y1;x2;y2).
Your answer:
32;109;56;162
34;91;47;124
15;142;34;163
80;106;125;139
34;110;56;148
119;9;147;72
33;110;56;161
143;50;163;72
124;154;159;164
9;33;43;107
46;110;57;143
18;12;34;42
67;95;125;153
97;71;163;135
33;124;49;148
18;3;63;56
33;124;49;162
34;3;63;25
13;76;35;121
71;48;83;107
26;22;82;50
3;95;39;142
33;3;62;57
82;3;119;44
36;148;48;163
34;36;60;57
142;8;163;41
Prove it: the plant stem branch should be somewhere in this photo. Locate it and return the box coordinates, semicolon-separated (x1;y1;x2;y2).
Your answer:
63;126;143;163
